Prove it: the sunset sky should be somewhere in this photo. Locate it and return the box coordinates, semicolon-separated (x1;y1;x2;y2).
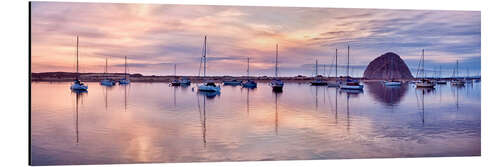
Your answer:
30;2;480;77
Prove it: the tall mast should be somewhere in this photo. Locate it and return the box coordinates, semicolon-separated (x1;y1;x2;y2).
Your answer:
347;45;350;77
124;56;127;79
315;59;318;76
76;36;79;74
275;44;278;78
105;58;108;74
456;60;459;79
247;57;250;79
335;48;338;78
76;36;79;80
174;64;177;76
203;36;207;77
422;49;425;79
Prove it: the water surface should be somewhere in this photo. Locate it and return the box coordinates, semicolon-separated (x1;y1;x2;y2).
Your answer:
30;81;481;165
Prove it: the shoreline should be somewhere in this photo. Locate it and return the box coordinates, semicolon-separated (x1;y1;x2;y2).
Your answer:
30;72;481;83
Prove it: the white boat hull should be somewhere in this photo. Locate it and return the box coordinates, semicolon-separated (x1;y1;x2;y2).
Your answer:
340;84;364;90
384;81;402;86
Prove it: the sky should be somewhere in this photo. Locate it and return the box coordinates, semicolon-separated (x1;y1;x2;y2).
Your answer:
30;2;481;77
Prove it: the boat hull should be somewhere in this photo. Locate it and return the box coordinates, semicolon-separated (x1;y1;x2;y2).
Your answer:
436;81;447;84
311;81;328;86
100;80;115;86
223;81;242;86
340;84;364;90
242;81;257;88
119;79;130;85
70;83;88;90
384;81;402;86
198;85;221;92
415;82;436;88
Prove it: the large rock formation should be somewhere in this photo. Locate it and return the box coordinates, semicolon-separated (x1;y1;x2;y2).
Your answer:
363;52;413;80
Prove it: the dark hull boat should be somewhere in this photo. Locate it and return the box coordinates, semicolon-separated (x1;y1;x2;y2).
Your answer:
223;80;242;86
242;80;257;88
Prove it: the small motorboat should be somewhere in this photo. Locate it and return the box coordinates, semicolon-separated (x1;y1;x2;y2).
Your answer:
271;79;284;91
223;80;242;86
436;80;447;84
71;79;88;90
100;79;115;86
451;79;465;86
119;78;130;85
242;80;257;88
311;79;328;86
171;79;181;86
179;77;191;85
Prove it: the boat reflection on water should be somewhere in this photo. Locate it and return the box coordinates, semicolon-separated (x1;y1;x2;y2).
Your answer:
197;90;220;99
273;91;282;135
415;87;435;125
365;82;408;106
71;89;87;144
339;88;363;96
120;84;129;112
196;93;208;148
327;87;339;124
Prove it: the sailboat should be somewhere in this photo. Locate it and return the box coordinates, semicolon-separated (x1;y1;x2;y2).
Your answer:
242;57;258;88
415;49;435;88
70;36;89;91
340;45;364;90
436;66;447;84
311;59;328;86
171;64;181;86
451;60;465;86
197;36;221;92
327;49;341;87
100;58;115;86
119;56;130;84
270;44;284;91
384;53;402;86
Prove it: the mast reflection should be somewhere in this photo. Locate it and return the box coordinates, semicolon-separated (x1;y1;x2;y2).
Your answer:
71;89;87;144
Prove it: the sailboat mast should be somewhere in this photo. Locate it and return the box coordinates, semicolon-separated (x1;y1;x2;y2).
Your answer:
174;64;177;76
456;60;459;79
247;57;250;79
105;58;108;75
203;36;207;77
315;59;318;76
335;49;338;78
76;36;79;74
347;45;350;77
422;49;425;79
124;56;127;79
275;44;278;78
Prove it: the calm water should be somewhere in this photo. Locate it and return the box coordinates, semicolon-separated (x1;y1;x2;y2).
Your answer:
30;81;481;165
